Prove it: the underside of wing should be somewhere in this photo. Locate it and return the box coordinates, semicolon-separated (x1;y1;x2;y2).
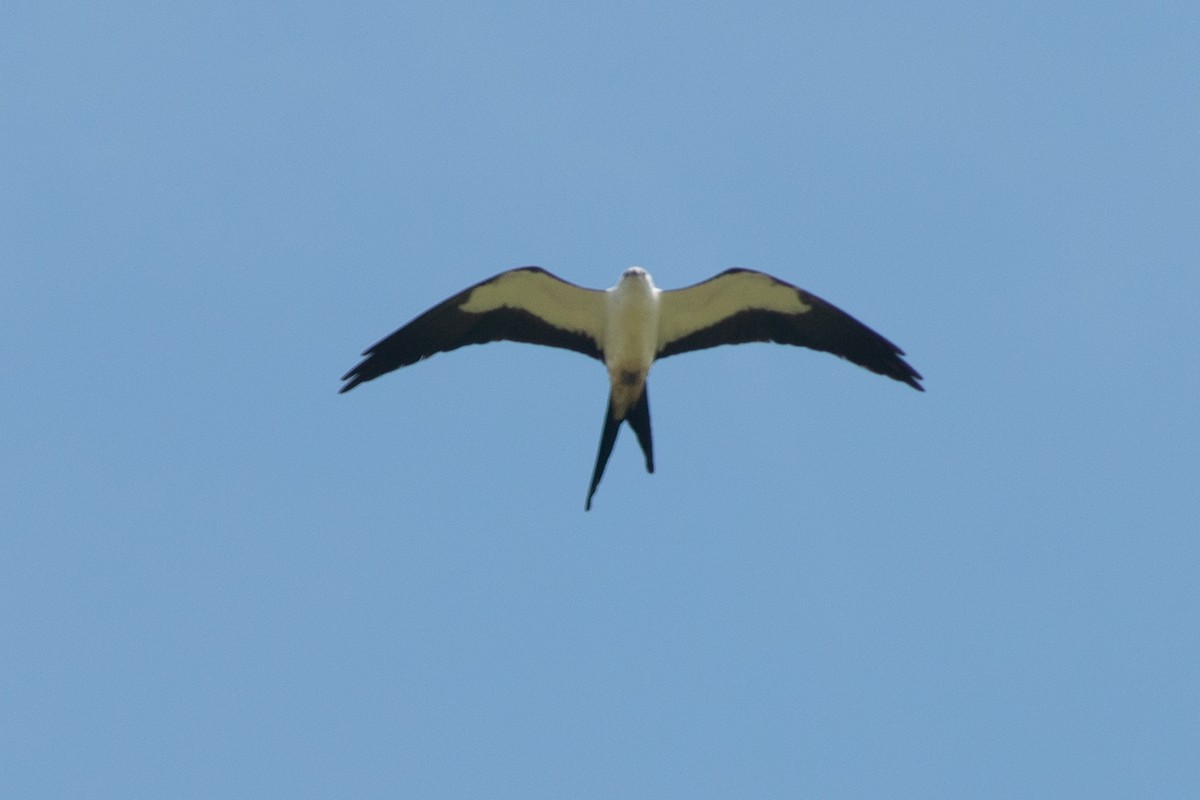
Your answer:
657;269;923;391
340;267;605;392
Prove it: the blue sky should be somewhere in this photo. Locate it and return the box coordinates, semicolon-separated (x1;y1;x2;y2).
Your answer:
3;2;1198;797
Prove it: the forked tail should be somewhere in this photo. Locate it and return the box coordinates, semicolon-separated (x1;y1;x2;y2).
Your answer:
585;386;654;511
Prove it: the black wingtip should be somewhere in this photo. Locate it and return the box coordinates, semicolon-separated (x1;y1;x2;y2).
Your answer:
339;354;373;393
898;359;925;392
898;367;924;392
338;370;367;393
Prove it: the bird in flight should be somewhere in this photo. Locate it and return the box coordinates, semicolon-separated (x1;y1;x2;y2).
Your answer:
341;267;923;509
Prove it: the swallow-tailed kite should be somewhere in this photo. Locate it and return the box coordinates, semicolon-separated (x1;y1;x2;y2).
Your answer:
341;267;923;509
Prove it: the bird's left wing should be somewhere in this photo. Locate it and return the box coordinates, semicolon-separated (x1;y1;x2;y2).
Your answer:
656;269;923;390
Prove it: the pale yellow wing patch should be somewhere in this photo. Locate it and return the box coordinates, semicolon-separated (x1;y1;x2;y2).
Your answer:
657;270;810;348
461;269;606;344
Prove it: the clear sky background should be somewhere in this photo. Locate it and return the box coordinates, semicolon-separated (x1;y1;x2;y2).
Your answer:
4;2;1198;797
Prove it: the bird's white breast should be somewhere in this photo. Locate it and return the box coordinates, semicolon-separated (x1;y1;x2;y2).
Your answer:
603;272;660;371
601;271;660;414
